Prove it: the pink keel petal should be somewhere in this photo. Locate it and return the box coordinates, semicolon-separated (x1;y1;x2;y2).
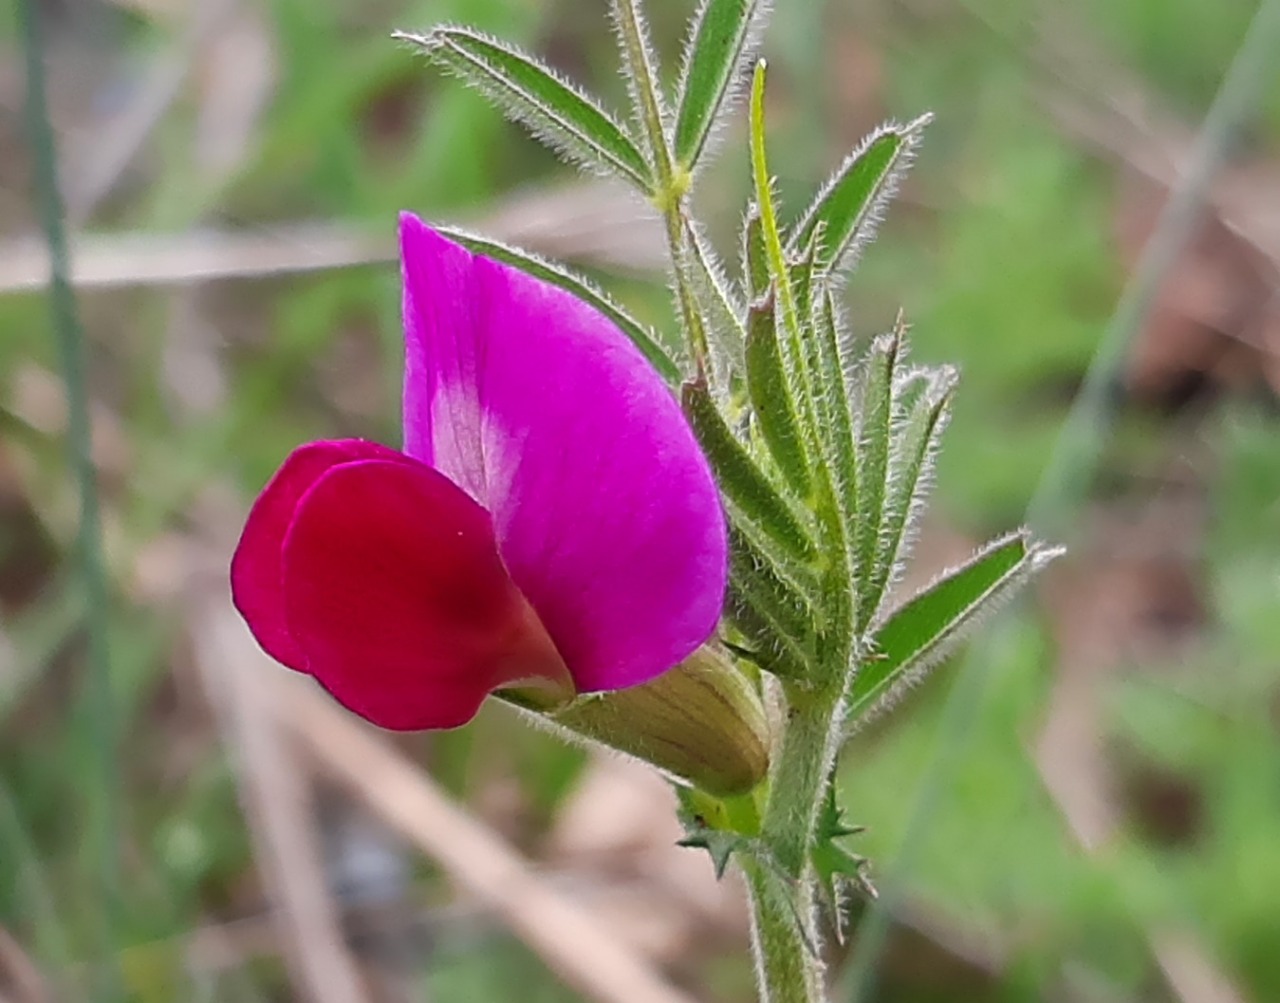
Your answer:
281;456;571;731
231;439;404;670
400;216;728;692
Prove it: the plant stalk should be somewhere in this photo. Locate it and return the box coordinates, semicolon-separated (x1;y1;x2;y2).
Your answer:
748;682;846;1002
610;0;709;370
745;856;822;1003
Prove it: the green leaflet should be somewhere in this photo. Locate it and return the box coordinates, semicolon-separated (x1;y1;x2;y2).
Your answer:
682;380;816;564
726;584;808;681
864;368;956;620
814;289;858;509
726;521;815;657
746;65;824;489
400;28;653;189
847;532;1062;728
436;226;681;382
851;331;899;630
745;293;811;495
674;0;767;170
686;219;747;374
788;229;820;322
788;116;930;272
742;205;770;300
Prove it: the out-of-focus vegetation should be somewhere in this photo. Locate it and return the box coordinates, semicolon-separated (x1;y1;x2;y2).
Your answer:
3;1;1279;1001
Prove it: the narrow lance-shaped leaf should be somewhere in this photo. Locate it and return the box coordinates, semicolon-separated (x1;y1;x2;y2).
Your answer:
438;225;681;382
852;327;900;629
846;532;1063;730
607;0;673;174
788;226;820;322
674;0;770;170
742;204;770;300
788;114;931;273
863;366;955;623
398;28;653;189
725;523;815;681
811;290;860;561
686;218;747;375
748;61;855;674
746;62;824;492
682;379;816;563
745;292;811;495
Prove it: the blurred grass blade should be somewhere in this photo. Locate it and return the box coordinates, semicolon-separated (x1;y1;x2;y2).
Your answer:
399;28;653;189
682;379;817;564
438;226;680;381
674;0;769;170
788;116;930;272
18;0;119;997
847;532;1061;729
865;366;956;625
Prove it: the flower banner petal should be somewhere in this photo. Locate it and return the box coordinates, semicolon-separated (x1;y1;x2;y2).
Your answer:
231;438;403;671
280;455;571;730
400;215;727;692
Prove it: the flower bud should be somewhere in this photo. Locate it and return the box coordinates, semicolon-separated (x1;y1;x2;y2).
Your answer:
545;646;771;796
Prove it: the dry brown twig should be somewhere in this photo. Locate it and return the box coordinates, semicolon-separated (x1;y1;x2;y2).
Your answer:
64;0;243;225
1036;530;1248;1003
0;180;665;296
190;586;369;1003
274;667;700;1003
0;924;51;1003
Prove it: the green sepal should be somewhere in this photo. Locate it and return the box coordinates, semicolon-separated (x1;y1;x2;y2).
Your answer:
437;226;681;382
399;28;653;189
848;531;1063;729
745;292;811;495
678;826;746;880
675;786;762;879
673;0;768;171
682;379;816;564
788;115;930;273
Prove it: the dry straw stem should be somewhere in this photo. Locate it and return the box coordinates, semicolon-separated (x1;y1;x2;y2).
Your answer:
0;181;665;295
0;923;51;1003
1036;718;1248;1003
273;668;700;1003
191;592;368;1003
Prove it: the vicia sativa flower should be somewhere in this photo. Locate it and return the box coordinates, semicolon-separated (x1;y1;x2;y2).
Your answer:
231;214;728;730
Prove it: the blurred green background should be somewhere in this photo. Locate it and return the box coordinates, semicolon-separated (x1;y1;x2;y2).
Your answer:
3;0;1279;1001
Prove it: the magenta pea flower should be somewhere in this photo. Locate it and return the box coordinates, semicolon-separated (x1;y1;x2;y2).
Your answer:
230;214;727;731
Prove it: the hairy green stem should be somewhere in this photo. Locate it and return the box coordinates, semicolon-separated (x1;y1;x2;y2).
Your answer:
745;857;821;1003
749;683;845;1002
610;0;708;370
